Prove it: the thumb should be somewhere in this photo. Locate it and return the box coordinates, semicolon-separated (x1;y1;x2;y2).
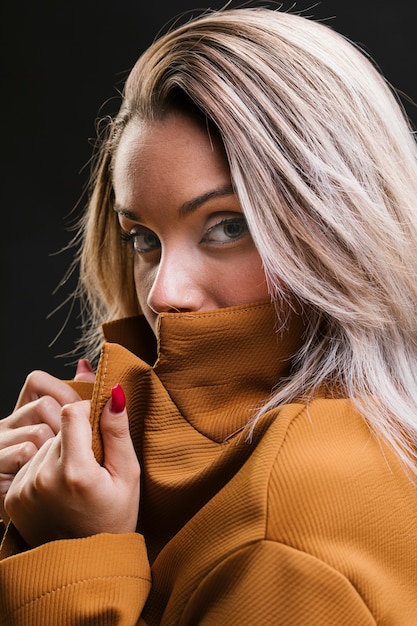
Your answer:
74;359;96;382
100;385;138;478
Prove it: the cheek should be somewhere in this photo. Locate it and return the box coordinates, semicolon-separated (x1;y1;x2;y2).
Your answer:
220;252;269;305
239;263;269;301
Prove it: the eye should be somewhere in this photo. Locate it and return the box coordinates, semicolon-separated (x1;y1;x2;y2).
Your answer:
121;227;161;253
202;216;249;244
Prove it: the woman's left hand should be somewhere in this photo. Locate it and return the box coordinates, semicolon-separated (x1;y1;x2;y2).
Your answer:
4;386;140;548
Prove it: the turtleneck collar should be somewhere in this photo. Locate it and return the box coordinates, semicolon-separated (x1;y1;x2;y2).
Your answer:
102;301;305;442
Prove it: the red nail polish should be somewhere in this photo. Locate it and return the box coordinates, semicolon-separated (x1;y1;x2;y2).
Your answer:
111;384;126;413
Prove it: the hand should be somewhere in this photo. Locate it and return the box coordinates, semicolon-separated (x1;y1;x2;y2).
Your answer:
4;385;141;547
0;369;88;523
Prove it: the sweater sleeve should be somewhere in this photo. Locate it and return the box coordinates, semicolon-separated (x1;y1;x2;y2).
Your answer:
0;531;151;626
180;540;376;625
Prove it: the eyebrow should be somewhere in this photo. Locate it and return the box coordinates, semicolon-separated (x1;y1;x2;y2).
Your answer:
113;183;234;221
179;184;234;216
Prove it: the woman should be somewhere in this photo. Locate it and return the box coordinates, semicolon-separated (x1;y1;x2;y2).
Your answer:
1;6;417;624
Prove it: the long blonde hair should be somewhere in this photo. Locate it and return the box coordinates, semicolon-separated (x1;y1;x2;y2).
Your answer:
76;7;417;476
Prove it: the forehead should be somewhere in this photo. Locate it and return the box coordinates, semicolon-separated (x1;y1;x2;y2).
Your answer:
112;113;231;209
114;113;225;166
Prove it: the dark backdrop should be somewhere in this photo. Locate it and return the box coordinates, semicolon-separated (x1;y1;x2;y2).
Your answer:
2;0;417;417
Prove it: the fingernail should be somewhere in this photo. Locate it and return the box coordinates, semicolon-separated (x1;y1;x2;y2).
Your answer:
111;384;126;413
76;359;94;375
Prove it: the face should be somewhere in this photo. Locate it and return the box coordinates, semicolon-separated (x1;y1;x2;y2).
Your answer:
112;112;269;335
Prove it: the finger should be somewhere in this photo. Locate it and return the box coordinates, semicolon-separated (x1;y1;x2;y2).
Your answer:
4;436;58;519
0;422;56;452
14;370;83;410
24;434;62;495
59;401;95;467
74;359;96;383
3;395;65;434
0;440;38;479
100;385;140;480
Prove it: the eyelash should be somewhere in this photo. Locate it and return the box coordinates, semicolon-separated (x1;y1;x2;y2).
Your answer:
120;231;135;246
120;229;159;254
120;216;249;253
202;216;248;243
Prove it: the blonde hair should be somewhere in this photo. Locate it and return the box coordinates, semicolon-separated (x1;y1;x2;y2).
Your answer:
76;7;417;476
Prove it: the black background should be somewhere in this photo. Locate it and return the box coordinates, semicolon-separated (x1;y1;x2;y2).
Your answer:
2;0;417;417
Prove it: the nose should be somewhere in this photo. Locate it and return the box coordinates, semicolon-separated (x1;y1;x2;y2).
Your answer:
146;251;205;315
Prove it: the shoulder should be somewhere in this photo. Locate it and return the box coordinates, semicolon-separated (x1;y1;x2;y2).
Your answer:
254;396;374;473
274;396;378;469
260;396;385;473
258;397;417;545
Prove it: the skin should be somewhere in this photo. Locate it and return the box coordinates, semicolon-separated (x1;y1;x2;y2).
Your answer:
0;111;269;547
1;364;140;547
113;112;269;334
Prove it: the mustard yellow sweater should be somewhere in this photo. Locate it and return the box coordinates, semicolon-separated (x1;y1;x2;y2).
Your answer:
1;302;417;624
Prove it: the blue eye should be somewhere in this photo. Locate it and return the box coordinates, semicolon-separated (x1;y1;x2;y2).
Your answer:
203;217;248;244
121;228;160;253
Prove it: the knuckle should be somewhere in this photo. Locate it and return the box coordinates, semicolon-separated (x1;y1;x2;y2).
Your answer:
61;399;90;416
29;423;54;446
18;441;38;465
34;395;58;418
33;465;56;494
32;397;61;433
24;370;46;393
62;471;87;493
110;424;129;439
0;441;37;474
60;461;89;492
5;478;32;515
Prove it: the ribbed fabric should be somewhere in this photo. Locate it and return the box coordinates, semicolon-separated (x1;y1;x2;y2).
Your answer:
1;301;416;624
0;533;150;625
